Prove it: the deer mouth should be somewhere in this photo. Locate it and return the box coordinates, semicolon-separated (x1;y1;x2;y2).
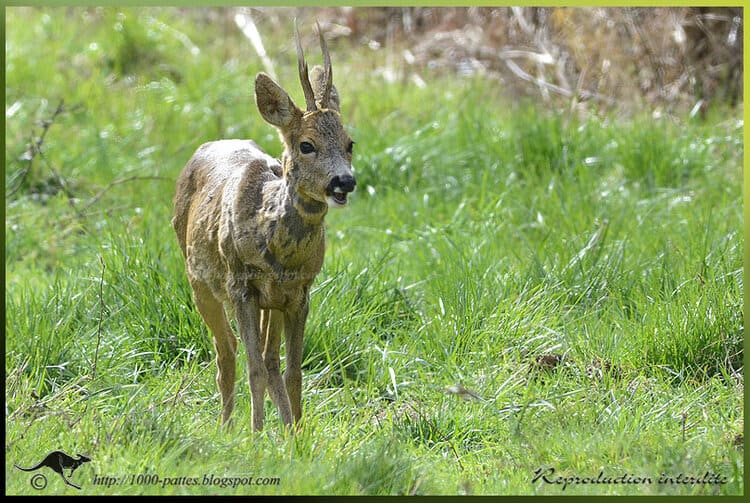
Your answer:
326;187;350;207
326;175;356;208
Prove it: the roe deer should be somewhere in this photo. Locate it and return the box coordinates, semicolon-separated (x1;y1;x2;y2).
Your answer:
172;23;355;431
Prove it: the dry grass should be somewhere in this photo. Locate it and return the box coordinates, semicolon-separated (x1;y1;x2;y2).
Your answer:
247;6;742;116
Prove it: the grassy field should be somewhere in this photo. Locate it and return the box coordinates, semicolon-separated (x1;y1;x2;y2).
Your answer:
5;7;744;496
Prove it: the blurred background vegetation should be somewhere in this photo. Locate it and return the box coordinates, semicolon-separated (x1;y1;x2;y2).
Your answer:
272;6;743;114
6;6;743;204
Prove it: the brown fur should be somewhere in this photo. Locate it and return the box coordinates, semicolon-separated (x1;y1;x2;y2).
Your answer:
172;28;354;431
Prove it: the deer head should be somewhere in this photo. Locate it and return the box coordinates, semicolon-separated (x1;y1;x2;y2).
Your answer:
254;22;356;209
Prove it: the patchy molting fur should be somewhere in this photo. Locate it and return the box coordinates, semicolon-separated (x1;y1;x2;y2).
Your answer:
172;30;355;432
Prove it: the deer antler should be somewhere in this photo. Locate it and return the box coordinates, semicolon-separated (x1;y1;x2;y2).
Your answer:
316;21;333;109
295;19;318;111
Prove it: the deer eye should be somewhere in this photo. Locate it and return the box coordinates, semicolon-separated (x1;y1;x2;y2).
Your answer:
347;141;355;154
300;141;316;154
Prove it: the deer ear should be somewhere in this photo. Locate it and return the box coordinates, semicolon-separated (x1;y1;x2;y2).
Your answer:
309;65;340;112
255;73;301;129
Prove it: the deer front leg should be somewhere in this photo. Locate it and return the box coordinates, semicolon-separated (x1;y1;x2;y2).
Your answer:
284;296;309;423
262;309;294;426
232;289;268;432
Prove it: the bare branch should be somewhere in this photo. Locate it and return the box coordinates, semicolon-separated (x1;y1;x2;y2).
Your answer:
234;9;276;79
6;99;67;198
91;255;106;382
80;175;173;213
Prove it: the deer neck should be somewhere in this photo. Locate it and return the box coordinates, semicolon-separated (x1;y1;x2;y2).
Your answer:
280;152;328;226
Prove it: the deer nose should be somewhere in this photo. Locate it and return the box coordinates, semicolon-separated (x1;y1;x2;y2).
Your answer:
329;174;356;193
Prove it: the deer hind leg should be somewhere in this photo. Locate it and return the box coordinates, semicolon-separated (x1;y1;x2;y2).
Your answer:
191;279;237;426
261;309;294;427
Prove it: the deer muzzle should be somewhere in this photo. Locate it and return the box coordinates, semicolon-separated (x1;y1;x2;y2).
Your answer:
326;174;356;207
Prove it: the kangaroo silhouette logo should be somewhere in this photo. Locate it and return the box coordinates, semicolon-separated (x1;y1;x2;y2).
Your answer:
15;451;91;490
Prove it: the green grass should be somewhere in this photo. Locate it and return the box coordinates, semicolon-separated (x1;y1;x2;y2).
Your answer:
5;7;743;496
